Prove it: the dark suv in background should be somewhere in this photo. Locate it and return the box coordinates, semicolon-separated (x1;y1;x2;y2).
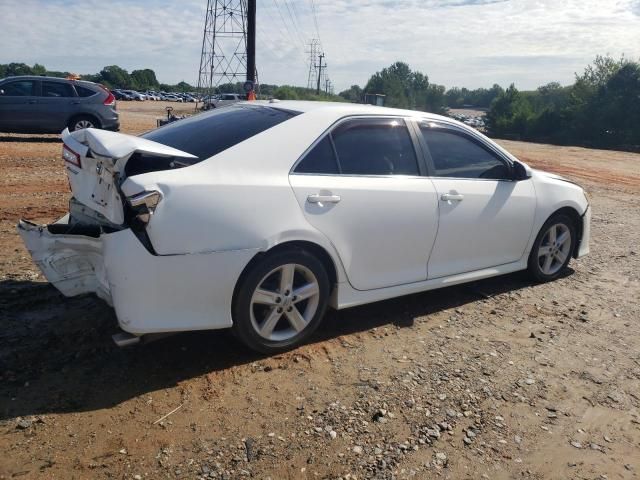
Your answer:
0;76;119;133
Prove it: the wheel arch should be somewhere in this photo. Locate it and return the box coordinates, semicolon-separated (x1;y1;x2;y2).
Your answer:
232;240;340;311
67;113;102;130
544;206;584;258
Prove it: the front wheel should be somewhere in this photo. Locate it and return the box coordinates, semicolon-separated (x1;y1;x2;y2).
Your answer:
232;249;330;354
528;214;576;282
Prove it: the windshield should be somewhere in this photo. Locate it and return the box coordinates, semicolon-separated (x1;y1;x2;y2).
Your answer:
142;105;299;161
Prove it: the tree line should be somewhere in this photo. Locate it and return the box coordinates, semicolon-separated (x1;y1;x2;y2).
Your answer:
338;62;504;113
339;56;639;150
2;56;638;150
0;62;342;101
0;63;192;92
485;56;640;150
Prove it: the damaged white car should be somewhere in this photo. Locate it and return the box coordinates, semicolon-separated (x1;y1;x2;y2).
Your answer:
18;101;591;353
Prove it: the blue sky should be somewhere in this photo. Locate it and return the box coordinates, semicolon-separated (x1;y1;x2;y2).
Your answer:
0;0;638;91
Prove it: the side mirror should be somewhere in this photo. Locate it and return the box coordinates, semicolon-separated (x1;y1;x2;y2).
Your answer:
513;161;532;181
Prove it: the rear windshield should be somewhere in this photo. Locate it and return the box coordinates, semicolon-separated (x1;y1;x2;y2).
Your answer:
142;105;299;161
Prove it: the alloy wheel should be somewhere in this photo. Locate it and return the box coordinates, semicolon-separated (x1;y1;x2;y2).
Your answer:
249;263;320;342
74;120;94;130
537;223;571;275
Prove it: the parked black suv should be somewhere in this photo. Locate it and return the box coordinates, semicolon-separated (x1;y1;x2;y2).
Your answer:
0;76;119;133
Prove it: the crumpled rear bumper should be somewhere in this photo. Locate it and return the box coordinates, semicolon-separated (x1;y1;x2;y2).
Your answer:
18;217;112;305
17;216;260;335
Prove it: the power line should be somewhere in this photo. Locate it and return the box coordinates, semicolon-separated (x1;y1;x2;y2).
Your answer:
259;3;303;58
281;0;308;48
308;0;322;46
291;1;314;44
271;0;306;56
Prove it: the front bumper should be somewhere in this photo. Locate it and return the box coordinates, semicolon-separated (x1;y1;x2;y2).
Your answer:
577;205;591;258
18;217;259;335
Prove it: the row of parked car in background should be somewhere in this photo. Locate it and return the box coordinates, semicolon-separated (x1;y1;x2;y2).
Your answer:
111;90;245;110
112;89;199;103
449;111;486;130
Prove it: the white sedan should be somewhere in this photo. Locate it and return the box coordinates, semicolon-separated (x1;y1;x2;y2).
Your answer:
18;101;591;353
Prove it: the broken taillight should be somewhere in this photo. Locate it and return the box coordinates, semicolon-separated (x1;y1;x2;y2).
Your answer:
62;144;81;167
127;190;162;225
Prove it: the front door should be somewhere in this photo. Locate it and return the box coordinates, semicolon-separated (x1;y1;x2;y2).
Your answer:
289;117;439;290
418;122;536;279
0;79;39;132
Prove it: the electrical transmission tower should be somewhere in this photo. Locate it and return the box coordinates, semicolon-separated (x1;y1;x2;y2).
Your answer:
307;39;332;95
306;39;321;90
197;0;257;97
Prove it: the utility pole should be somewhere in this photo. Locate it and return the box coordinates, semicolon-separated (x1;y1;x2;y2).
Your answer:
246;0;256;99
315;53;326;95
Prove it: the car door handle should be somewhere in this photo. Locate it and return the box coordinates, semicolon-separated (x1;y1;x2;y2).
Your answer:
28;100;37;104
307;194;341;204
441;193;464;202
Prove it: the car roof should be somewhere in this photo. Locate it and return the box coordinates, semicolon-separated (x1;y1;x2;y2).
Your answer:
0;75;71;82
246;100;452;122
0;75;99;87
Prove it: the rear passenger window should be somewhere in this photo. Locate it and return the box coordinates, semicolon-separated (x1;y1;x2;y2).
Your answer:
294;136;339;174
332;118;418;176
1;80;35;96
41;81;74;98
75;85;97;97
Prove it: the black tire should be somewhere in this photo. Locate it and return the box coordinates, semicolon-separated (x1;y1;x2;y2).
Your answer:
68;115;100;132
527;213;576;282
232;248;330;354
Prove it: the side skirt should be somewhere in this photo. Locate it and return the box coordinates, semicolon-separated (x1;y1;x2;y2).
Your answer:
333;260;527;310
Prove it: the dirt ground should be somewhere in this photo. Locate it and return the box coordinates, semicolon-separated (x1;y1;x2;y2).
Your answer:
1;101;639;480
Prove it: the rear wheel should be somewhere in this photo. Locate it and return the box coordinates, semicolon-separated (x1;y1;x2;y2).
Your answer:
528;214;576;282
69;115;99;131
232;249;330;354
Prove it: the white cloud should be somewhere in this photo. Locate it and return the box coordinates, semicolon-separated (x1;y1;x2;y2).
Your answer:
0;0;638;91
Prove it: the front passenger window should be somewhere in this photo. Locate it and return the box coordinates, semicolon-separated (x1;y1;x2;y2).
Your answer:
421;126;511;180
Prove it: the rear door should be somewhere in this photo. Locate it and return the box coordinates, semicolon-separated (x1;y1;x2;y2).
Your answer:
289;117;439;291
0;79;39;131
36;80;78;131
418;121;536;278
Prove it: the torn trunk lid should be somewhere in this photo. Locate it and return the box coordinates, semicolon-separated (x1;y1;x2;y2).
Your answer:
61;127;196;225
